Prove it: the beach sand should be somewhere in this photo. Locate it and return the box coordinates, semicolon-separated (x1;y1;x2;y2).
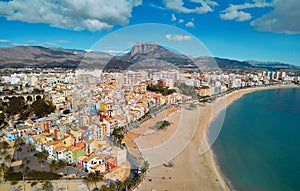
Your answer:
133;85;297;191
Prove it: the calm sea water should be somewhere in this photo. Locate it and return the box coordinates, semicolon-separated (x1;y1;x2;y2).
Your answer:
209;88;300;191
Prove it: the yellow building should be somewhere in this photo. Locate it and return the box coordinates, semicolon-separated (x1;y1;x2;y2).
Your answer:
61;136;72;147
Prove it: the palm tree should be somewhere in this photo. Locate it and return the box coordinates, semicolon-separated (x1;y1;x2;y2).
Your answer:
14;137;24;146
112;127;126;146
19;163;25;181
13;137;24;159
116;180;125;191
4;154;12;162
0;141;10;154
85;173;93;191
0;163;8;182
162;120;170;127
49;160;57;172
26;143;35;153
90;172;99;189
42;180;53;191
13;141;21;158
107;184;117;191
57;160;66;169
86;171;104;189
34;150;49;167
19;157;28;181
116;134;124;146
124;177;133;191
112;129;119;145
94;171;104;187
157;120;170;130
99;185;107;191
0;163;7;172
141;160;150;174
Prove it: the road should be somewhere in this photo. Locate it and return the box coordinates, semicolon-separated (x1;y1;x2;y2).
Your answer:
105;136;140;179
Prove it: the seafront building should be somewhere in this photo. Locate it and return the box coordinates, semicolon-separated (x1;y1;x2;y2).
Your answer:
0;68;299;176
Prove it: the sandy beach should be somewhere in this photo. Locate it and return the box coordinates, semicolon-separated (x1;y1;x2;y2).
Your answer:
130;85;298;191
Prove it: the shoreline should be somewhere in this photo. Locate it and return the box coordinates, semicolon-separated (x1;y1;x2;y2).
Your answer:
135;84;299;191
206;84;300;191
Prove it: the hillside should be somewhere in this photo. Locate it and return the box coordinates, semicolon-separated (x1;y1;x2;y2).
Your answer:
103;42;196;71
0;44;298;71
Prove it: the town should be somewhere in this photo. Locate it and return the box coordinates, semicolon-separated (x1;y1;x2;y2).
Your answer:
0;67;299;190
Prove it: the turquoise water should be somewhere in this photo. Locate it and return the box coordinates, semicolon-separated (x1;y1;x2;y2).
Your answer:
209;88;300;191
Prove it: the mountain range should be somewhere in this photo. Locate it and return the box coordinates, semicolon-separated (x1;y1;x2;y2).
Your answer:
0;43;298;71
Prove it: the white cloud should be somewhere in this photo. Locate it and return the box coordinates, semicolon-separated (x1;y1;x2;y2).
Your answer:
26;40;40;44
251;0;300;34
163;0;218;14
220;1;271;22
166;34;192;41
103;49;129;55
171;13;177;22
25;40;69;47
54;40;69;44
220;10;252;21
0;39;11;44
220;0;300;34
186;21;195;28
43;42;59;47
148;2;165;10
0;0;142;32
178;19;184;24
0;39;14;46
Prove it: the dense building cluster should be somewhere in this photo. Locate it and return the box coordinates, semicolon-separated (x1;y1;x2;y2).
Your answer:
0;68;299;177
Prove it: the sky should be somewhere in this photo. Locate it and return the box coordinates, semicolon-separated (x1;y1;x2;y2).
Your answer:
0;0;300;65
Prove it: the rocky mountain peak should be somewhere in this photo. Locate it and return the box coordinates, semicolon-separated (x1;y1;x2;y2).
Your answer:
130;42;164;56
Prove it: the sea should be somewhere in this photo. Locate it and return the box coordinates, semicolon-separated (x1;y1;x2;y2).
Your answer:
208;88;300;191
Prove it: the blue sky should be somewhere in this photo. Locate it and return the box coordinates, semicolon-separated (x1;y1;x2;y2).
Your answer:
0;0;300;65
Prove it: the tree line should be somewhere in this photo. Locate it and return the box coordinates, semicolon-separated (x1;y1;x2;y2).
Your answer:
0;97;55;124
146;85;176;96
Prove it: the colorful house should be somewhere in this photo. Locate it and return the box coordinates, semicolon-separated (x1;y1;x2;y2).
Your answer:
68;146;85;165
6;130;18;142
106;156;117;170
76;155;87;170
79;126;91;142
31;135;48;152
61;135;72;148
85;139;105;155
85;155;106;173
83;155;95;172
55;147;67;161
90;163;106;173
